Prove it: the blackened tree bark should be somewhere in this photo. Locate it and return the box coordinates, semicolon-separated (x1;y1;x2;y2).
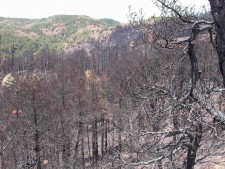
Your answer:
101;117;105;156
78;96;85;169
92;119;98;167
80;123;85;169
32;91;41;169
74;125;81;160
118;96;123;154
59;79;70;169
185;123;202;169
209;0;225;87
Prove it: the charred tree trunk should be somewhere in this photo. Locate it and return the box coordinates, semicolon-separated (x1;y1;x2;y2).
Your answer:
0;152;4;169
0;137;4;169
101;118;105;156
92;119;98;167
118;117;122;154
185;123;202;169
118;96;123;154
104;121;108;153
60;81;70;168
80;122;85;169
209;0;225;87
74;125;81;160
32;95;41;169
87;125;91;160
187;42;198;94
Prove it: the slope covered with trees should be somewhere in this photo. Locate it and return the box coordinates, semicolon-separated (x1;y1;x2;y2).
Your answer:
0;15;119;58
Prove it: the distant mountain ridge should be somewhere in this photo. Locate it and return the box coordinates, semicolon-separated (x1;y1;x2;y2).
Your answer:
0;15;120;58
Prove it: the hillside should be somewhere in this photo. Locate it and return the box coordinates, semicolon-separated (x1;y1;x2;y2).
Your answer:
0;15;120;57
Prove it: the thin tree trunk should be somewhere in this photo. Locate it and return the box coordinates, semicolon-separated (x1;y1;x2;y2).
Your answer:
32;95;41;169
101;118;104;156
87;125;91;160
92;120;98;167
74;125;81;160
81;122;85;169
118;97;122;153
118;117;122;153
0;152;4;169
104;122;108;153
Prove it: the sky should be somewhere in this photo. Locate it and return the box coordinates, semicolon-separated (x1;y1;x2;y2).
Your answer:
0;0;209;23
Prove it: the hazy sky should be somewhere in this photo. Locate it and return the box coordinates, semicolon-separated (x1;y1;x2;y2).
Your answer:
1;0;209;23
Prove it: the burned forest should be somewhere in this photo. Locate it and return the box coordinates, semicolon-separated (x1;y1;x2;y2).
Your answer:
1;0;225;169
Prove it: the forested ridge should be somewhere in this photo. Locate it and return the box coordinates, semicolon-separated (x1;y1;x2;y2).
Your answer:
1;1;225;169
0;15;119;58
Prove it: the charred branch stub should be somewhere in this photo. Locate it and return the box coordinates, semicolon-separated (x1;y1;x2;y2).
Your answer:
10;44;18;73
181;21;213;94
